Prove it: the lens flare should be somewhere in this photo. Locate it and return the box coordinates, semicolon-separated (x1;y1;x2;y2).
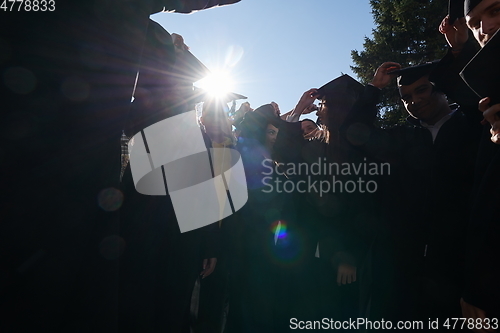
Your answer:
97;187;124;212
99;235;126;260
269;219;305;266
225;45;244;67
272;220;287;245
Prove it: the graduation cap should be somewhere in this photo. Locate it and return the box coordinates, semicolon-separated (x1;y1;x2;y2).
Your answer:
138;20;176;83
253;104;278;120
217;91;247;102
238;104;281;141
171;49;211;84
449;0;465;24
316;74;364;100
138;20;211;87
389;61;440;86
464;0;483;15
460;28;500;105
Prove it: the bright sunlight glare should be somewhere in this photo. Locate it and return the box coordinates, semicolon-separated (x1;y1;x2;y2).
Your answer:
195;71;234;98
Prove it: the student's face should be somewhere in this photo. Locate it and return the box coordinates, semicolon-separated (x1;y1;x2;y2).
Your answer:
265;124;279;149
399;76;448;124
301;121;317;136
316;101;327;123
466;0;500;47
317;96;353;128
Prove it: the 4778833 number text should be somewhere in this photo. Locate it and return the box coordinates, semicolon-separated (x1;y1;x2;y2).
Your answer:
444;318;498;330
1;0;55;11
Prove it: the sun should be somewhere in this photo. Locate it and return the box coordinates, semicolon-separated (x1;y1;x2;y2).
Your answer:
195;70;234;98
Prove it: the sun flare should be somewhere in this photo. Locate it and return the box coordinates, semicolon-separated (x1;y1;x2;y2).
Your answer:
195;70;234;98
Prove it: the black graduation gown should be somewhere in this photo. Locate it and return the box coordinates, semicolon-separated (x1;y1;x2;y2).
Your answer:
434;37;500;319
195;133;238;333
224;136;310;333
274;120;380;323
343;85;481;328
118;126;222;332
0;3;154;332
462;126;500;317
119;164;220;332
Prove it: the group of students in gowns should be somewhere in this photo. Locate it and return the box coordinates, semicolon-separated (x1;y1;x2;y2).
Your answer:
214;0;500;330
3;0;500;331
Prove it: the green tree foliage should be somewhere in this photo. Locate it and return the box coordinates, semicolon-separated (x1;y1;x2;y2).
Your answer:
351;0;449;127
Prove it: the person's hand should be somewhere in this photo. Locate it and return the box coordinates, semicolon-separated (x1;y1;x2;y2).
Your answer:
270;101;281;116
241;102;252;113
479;97;500;144
236;102;252;116
371;62;401;89
171;33;190;51
293;89;319;116
200;258;217;279
337;264;356;286
439;15;468;53
302;103;319;115
460;298;495;333
300;88;319;104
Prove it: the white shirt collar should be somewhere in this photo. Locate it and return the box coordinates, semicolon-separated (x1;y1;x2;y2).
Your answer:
420;109;456;142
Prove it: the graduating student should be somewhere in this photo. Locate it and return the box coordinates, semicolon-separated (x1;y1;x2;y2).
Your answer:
196;96;242;333
0;1;240;332
273;76;378;323
118;21;227;332
343;62;481;330
225;104;292;332
439;0;500;324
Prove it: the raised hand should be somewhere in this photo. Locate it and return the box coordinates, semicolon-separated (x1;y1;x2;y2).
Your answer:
171;33;190;51
439;15;468;53
296;88;319;113
479;97;500;144
371;62;401;89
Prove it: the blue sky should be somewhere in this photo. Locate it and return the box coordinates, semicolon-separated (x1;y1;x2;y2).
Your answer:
152;0;375;120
